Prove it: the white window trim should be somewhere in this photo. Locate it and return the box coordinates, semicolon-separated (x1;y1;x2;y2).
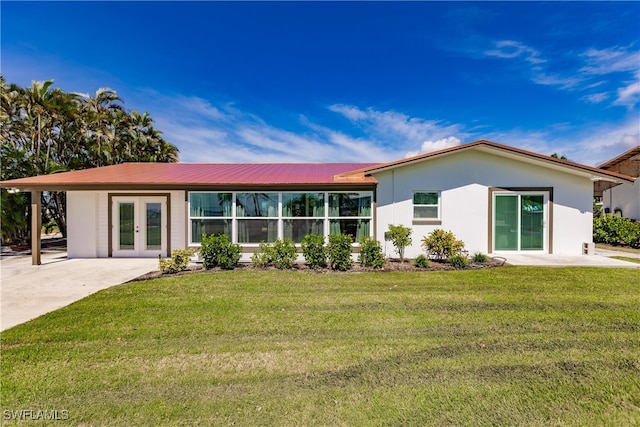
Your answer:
187;190;374;246
412;190;441;224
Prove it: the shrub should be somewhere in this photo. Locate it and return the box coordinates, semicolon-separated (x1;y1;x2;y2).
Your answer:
200;233;241;270
301;233;327;269
449;254;468;269
386;224;412;262
593;214;640;248
251;241;273;267
327;233;354;271
271;238;298;269
472;252;489;263
159;248;195;274
358;236;385;269
413;254;430;268
421;229;465;261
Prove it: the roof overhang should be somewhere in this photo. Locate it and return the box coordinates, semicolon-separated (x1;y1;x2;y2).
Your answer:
362;139;636;185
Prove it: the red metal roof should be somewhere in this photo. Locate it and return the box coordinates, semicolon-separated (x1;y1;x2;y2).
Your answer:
2;140;634;191
0;162;381;190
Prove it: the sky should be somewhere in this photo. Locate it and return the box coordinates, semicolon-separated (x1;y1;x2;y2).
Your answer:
2;1;639;166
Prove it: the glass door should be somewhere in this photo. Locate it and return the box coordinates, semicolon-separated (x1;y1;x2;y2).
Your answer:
112;196;167;257
494;192;547;252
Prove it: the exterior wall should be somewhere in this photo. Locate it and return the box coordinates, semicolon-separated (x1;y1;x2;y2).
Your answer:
602;181;640;221
66;190;186;258
67;191;99;258
374;150;594;257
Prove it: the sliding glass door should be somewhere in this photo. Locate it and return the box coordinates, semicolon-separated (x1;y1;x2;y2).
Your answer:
494;192;547;252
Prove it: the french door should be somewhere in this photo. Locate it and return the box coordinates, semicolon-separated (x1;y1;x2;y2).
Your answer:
493;192;548;252
112;196;167;257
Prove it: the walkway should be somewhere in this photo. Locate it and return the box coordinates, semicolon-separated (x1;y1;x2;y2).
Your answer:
502;248;640;267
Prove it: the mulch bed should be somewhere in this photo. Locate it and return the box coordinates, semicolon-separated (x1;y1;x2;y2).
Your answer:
134;257;506;281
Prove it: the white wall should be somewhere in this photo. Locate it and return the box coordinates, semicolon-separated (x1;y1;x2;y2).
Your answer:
67;191;98;258
374;149;594;257
66;190;186;258
603;181;640;221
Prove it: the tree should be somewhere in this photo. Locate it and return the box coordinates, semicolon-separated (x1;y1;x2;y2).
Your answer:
551;153;568;160
0;75;179;243
386;224;412;262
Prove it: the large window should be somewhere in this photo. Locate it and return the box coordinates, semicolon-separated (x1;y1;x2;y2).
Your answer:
236;193;278;243
189;192;232;243
282;193;325;243
413;191;440;219
328;192;372;241
188;190;373;245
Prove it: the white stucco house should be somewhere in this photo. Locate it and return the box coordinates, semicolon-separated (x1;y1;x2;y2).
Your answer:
1;140;635;264
594;146;640;221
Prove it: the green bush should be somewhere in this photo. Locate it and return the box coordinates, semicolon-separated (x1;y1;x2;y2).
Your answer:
358;236;385;269
327;233;354;271
251;239;297;269
448;254;468;269
421;229;465;261
386;224;412;262
413;254;430;268
271;238;298;269
472;252;489;263
593;215;640;248
301;233;327;269
251;241;273;267
201;233;241;270
159;248;196;274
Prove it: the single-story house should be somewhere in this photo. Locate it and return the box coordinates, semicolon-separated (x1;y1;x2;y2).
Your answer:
1;139;635;265
594;146;640;220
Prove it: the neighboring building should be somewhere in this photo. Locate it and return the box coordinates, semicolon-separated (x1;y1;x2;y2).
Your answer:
594;146;640;221
1;140;635;263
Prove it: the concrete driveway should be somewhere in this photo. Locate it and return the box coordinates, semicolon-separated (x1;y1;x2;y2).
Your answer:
1;252;158;331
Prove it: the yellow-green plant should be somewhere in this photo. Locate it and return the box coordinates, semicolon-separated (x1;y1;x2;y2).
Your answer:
159;248;195;274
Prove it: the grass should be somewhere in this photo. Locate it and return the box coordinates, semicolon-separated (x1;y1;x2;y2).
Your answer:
596;243;640;255
611;256;640;264
1;267;639;426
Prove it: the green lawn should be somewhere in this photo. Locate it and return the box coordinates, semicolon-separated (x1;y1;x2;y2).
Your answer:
1;267;639;426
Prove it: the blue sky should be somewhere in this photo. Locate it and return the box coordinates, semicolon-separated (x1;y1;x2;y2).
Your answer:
2;1;639;166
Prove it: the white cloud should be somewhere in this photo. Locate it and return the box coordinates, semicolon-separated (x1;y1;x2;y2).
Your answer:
484;41;640;108
530;72;584;90
405;136;461;157
582;92;609;104
614;72;640;108
328;104;465;156
485;40;545;64
580;47;640;75
480;117;639;167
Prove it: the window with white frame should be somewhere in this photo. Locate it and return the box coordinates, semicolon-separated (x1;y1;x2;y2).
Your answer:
236;193;279;243
187;190;373;245
189;192;232;243
328;192;372;241
282;192;325;243
413;191;440;219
